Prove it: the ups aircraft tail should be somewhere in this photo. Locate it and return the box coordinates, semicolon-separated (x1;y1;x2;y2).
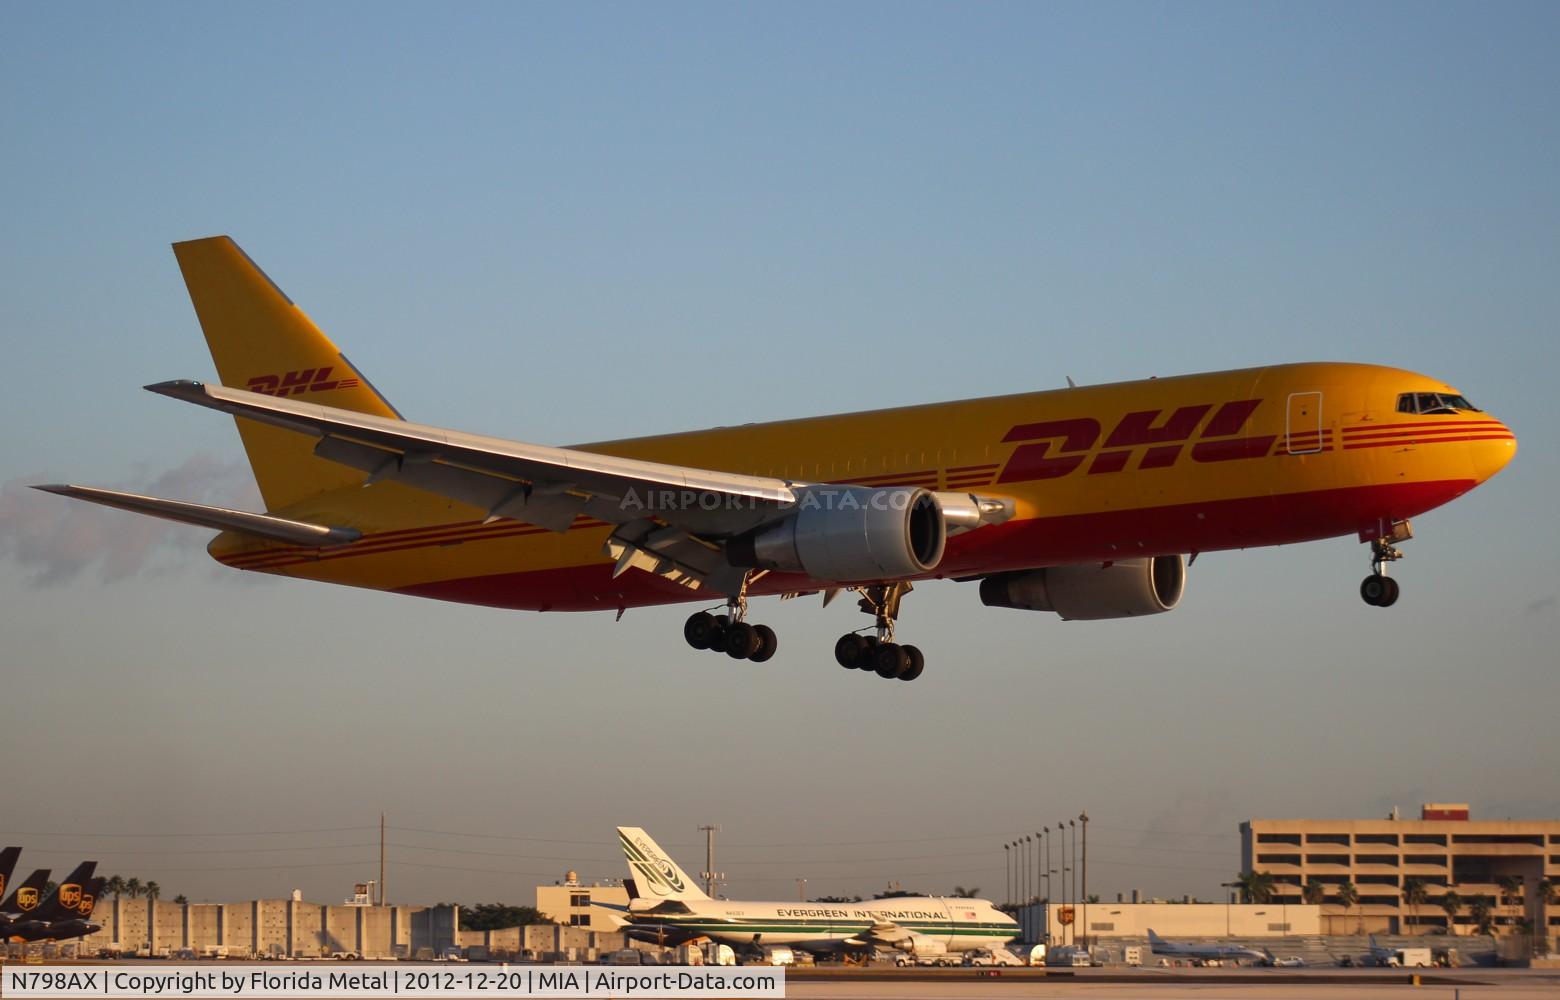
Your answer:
75;877;106;919
171;236;403;511
35;861;96;922
0;847;19;901
1;868;51;916
617;827;710;902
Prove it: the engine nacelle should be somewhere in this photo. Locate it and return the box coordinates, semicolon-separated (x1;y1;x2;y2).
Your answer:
979;556;1185;620
905;933;947;956
729;487;946;582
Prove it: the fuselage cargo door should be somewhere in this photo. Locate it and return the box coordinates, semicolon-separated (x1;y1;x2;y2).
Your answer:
1285;391;1324;454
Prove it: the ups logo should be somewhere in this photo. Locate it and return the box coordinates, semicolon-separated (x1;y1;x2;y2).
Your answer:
246;366;361;397
998;400;1277;484
59;883;82;909
0;873;6;897
17;886;39;910
78;892;95;915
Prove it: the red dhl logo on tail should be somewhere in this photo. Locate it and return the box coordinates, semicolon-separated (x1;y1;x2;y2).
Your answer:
247;366;361;397
998;400;1277;483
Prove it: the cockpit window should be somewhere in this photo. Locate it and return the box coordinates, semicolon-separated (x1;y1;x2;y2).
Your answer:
1397;392;1480;415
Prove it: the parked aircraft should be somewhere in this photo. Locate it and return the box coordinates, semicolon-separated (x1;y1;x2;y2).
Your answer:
1147;929;1267;965
41;237;1516;679
8;873;106;942
4;864;99;942
0;848;19;903
608;826;1016;960
0;869;52;921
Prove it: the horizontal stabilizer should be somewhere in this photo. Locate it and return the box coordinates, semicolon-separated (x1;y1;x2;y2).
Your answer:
34;485;361;547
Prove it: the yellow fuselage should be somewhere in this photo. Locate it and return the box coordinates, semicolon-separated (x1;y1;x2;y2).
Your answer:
210;362;1514;612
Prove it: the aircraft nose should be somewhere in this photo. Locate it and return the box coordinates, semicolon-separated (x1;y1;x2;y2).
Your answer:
1470;420;1517;482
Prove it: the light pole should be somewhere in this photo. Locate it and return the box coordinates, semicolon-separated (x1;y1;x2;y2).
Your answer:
1058;820;1069;945
1025;835;1035;940
796;878;807;902
1033;832;1042;936
1004;843;1012;909
1079;811;1088;948
1069;819;1077;948
1042;827;1050;904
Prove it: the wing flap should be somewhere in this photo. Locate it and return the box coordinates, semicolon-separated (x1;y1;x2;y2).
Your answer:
34;485;361;547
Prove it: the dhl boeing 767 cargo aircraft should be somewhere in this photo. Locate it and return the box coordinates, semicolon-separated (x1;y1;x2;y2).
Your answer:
41;237;1516;680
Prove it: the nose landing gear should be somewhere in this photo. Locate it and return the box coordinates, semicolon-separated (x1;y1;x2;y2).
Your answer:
1360;522;1411;608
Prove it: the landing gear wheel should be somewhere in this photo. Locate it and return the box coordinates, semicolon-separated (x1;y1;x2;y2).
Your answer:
707;614;730;652
898;645;924;681
749;624;778;663
1360;576;1397;607
724;621;759;659
835;634;867;669
874;642;909;679
683;611;716;650
859;636;880;674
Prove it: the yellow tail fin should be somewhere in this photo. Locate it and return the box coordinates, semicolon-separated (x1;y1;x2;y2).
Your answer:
172;236;401;511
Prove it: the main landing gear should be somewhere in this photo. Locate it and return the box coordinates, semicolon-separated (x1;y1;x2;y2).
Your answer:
683;575;777;662
833;582;925;681
1360;521;1411;608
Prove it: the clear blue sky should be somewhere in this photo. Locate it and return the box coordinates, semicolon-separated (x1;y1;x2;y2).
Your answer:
1;3;1556;907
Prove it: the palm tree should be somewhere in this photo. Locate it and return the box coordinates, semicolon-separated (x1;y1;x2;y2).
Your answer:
106;876;126;900
1468;895;1494;936
1539;880;1559;958
1497;875;1522;934
1235;870;1276;904
952;886;980;898
174;895;188;905
1302;879;1327;906
124;877;143;899
1335;880;1360;936
1402;878;1428;933
1439;891;1462;935
145;881;161;901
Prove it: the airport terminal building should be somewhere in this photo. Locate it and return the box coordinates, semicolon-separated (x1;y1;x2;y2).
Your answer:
1242;804;1560;935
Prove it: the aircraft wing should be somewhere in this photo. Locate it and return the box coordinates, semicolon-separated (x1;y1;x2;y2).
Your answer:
148;379;800;593
848;921;916;947
32;485;362;547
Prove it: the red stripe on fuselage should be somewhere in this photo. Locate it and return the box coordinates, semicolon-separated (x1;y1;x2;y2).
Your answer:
388;479;1476;613
1343;433;1514;451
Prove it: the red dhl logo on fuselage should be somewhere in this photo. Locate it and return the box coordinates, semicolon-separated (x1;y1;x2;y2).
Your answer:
247;366;361;397
998;399;1280;483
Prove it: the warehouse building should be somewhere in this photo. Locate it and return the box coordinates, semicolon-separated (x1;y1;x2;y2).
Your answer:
1242;803;1560;935
75;896;456;959
1021;901;1320;945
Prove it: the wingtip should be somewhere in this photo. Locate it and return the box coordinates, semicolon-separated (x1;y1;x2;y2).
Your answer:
144;379;206;398
31;484;72;495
